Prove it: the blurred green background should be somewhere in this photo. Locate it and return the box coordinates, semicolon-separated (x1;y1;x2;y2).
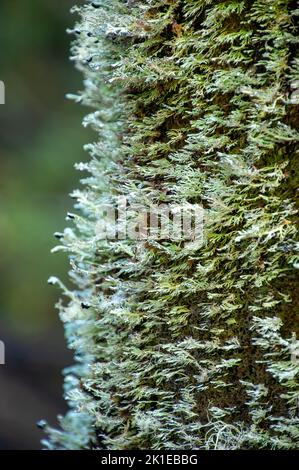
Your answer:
0;0;92;449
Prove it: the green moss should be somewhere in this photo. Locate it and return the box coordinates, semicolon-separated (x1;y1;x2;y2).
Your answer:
46;0;299;449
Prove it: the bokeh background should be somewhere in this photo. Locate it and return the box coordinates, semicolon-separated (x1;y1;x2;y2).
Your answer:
0;0;92;449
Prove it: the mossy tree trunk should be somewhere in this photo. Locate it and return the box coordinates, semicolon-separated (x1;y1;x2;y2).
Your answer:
46;0;299;450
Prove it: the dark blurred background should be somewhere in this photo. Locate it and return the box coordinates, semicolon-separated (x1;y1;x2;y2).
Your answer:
0;0;92;449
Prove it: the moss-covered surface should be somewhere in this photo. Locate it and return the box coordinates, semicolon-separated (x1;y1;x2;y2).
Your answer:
45;0;299;449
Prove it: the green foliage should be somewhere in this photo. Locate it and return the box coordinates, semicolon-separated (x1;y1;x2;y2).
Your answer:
47;0;299;449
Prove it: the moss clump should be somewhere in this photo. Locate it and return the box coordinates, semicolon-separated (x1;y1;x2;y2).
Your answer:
45;0;299;450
